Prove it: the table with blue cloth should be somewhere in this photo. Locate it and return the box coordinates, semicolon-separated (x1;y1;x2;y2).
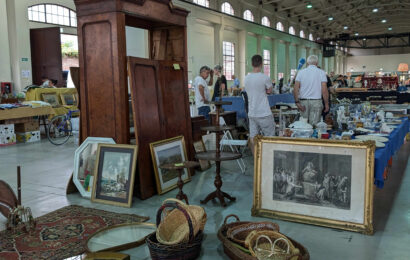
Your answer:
217;94;295;120
374;117;409;188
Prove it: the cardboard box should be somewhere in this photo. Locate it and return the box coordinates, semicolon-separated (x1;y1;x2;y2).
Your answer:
0;133;16;146
16;131;41;143
0;124;15;135
14;121;39;132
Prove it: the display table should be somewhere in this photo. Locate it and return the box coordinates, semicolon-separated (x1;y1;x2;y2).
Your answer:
336;90;410;104
374;117;409;188
217;94;295;119
0;106;53;121
25;88;79;117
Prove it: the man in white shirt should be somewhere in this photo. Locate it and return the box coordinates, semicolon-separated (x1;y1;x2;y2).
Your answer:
194;66;213;120
245;55;275;154
293;55;329;126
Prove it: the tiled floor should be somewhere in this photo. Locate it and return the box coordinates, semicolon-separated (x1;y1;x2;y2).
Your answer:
1;138;410;259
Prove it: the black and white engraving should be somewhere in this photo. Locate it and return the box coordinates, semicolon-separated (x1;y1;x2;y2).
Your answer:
273;151;352;209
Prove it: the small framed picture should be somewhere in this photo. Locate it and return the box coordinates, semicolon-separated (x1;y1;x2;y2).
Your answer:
60;93;78;106
74;137;116;199
42;93;60;107
150;136;190;194
193;140;211;171
91;144;138;207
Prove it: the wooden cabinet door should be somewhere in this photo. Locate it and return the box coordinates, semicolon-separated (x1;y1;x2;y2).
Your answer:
30;28;63;87
157;61;193;160
128;57;162;199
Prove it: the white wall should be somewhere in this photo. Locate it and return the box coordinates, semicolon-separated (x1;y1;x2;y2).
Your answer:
0;0;12;83
347;54;410;73
125;26;149;58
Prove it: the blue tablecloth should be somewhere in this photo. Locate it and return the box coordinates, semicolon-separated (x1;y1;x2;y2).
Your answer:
374;117;409;188
218;94;295;120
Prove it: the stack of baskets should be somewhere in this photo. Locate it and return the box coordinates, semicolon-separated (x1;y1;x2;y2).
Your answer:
217;215;310;260
146;198;207;260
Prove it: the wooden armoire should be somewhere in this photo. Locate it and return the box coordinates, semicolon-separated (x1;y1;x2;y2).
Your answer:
75;0;193;199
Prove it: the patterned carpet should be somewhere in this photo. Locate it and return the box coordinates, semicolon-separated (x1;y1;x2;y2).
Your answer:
0;205;149;260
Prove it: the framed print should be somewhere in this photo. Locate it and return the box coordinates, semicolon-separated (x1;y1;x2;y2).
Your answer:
61;93;78;106
150;136;190;194
252;137;375;234
74;137;116;199
41;93;60;107
193;140;211;171
92;144;138;207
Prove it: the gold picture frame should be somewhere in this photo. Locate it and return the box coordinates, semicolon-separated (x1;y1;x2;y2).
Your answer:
193;140;211;171
91;144;138;208
41;93;60;107
252;136;375;235
150;136;190;194
60;93;78;106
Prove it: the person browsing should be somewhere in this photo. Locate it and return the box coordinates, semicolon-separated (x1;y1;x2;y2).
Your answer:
245;54;275;154
211;65;227;101
293;55;329;126
194;66;213;121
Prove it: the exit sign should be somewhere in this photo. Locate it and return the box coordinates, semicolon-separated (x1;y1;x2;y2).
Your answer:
22;58;29;62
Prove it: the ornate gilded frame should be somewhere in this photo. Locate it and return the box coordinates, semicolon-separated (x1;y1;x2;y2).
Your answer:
252;136;375;235
150;136;190;194
91;144;138;207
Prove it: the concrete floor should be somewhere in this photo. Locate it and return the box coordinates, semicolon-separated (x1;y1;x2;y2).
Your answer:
1;138;410;260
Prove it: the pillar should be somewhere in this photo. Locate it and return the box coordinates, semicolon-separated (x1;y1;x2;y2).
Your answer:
343;55;348;75
214;23;223;66
0;0;11;82
6;0;32;93
306;47;311;59
272;38;278;80
333;54;337;74
238;30;246;88
285;42;290;81
295;44;301;69
256;34;262;55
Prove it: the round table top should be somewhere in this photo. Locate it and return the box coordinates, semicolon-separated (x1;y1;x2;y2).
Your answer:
196;151;242;161
159;161;200;170
201;125;234;132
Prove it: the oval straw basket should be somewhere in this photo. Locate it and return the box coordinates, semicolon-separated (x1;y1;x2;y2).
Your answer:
217;215;310;260
227;221;280;247
147;201;204;260
245;230;301;260
156;198;206;245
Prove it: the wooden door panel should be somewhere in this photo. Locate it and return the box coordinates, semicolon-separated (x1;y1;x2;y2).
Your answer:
128;57;162;199
30;27;63;86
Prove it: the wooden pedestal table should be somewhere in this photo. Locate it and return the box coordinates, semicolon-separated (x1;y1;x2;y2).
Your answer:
159;161;199;205
196;101;242;207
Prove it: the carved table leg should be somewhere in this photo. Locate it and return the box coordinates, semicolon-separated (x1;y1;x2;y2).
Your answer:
176;169;189;204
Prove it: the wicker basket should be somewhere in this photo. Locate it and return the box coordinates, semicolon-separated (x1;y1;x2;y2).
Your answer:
156;198;206;245
217;215;310;260
147;201;204;260
227;222;280;247
245;230;301;260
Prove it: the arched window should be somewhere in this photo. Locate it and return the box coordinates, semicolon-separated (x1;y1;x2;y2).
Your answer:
28;4;77;27
309;33;314;41
221;2;234;15
276;22;284;31
289;26;295;35
243;10;254;22
261;16;270;27
299;30;305;38
193;0;209;8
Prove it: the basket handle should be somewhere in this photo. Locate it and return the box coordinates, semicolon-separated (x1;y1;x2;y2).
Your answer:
254;235;274;256
223;214;240;225
156;202;195;243
162;198;187;207
272;237;290;254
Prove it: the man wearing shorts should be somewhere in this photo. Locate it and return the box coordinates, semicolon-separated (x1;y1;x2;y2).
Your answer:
244;54;275;154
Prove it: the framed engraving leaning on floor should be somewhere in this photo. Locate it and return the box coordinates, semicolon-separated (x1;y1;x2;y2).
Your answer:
252;137;375;235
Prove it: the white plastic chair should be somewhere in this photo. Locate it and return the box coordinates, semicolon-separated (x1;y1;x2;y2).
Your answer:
219;117;248;174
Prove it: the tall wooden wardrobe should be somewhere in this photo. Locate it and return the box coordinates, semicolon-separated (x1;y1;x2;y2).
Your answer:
75;0;193;199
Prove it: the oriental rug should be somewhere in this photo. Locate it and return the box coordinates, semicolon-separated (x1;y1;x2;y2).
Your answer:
0;205;149;260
